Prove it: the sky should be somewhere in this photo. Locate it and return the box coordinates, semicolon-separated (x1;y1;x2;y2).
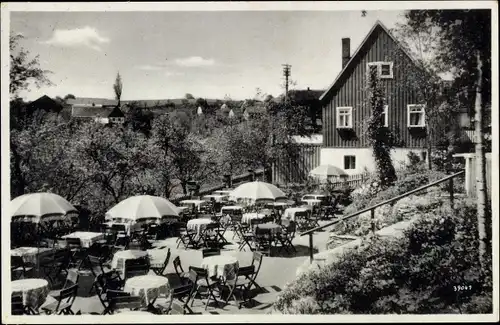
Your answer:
10;10;407;101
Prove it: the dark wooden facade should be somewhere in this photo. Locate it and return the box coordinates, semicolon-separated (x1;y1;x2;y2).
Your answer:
272;144;322;185
321;22;427;149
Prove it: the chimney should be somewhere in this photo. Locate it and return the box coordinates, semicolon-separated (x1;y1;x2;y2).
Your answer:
342;38;351;69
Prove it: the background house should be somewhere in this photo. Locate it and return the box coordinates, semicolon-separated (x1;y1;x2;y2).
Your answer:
67;98;124;124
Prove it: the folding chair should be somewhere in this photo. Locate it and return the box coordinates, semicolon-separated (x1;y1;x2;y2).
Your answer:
277;220;297;254
146;224;159;241
237;251;264;292
151;249;171;276
200;223;220;249
173;256;191;285
253;226;272;256
11;295;29;315
112;236;130;254
236;223;255;252
123;259;149;280
221;268;253;309
157;273;196;314
107;295;143;314
11;255;33;280
188;266;220;310
42;248;72;286
49;269;79;299
176;223;199;249
41;284;79;315
65;238;85;268
111;224;128;237
201;248;221;258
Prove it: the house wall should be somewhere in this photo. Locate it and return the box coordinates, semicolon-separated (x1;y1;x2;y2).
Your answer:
272;144;322;184
320;147;426;175
322;26;426;149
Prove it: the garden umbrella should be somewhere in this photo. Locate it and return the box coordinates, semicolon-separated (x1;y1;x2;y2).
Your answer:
230;181;287;202
309;164;348;181
105;195;180;224
10;192;77;276
10;192;78;223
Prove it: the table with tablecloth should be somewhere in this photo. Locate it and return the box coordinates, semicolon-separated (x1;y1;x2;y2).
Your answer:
11;247;55;266
255;223;282;236
61;231;105;248
111;250;149;277
283;207;310;221
201;255;239;281
124;275;171;307
241;212;266;224
105;222;143;236
11;278;49;311
187;218;214;237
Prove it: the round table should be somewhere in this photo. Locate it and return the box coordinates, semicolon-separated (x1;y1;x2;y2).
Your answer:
111;250;149;276
11;278;49;310
124;275;171;307
256;223;282;235
187;218;214;236
201;255;239;281
241;213;266;224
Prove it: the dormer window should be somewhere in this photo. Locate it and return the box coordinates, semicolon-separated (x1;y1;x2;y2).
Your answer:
367;62;393;79
336;106;353;128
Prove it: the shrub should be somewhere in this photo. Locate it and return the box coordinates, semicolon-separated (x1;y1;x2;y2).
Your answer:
275;199;492;314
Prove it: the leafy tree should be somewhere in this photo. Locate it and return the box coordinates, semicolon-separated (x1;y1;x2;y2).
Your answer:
127;101;154;137
185;93;195;100
367;69;397;187
113;72;123;106
402;8;491;272
63;94;76;101
10;34;53;99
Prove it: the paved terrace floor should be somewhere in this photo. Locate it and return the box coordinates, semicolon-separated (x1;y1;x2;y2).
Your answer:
42;222;334;315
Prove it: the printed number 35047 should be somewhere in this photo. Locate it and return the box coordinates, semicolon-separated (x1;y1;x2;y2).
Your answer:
454;285;472;291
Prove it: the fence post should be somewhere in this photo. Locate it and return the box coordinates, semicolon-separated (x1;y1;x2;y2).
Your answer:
309;234;314;263
371;208;376;234
449;177;454;209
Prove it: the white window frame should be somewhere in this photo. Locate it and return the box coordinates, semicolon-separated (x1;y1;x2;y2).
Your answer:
407;104;426;127
381;105;389;127
344;155;356;170
336;106;353;128
367;61;394;79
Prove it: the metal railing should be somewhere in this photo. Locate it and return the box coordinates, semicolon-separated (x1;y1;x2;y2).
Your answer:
300;170;465;263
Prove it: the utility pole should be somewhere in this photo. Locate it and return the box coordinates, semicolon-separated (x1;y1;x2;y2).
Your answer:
282;64;291;103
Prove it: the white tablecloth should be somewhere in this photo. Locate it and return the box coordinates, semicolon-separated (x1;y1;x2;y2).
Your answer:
124;275;171;307
241;213;266;224
283;208;310;221
106;222;142;236
221;206;243;213
111;250;149;277
11;278;49;309
11;247;54;265
201;255;239;280
187;218;214;236
62;231;105;248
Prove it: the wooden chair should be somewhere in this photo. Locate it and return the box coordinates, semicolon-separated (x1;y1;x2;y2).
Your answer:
164;279;196;314
236;223;255;252
11;255;33;280
173;256;191;285
49;269;79;300
188;266;220;310
123;258;149;280
41;284;79;315
201;248;221;258
11;295;28;315
151;249;171;276
253;226;272;256
42;248;72;286
277;220;297;254
107;295;143;314
176;223;199;249
236;251;264;292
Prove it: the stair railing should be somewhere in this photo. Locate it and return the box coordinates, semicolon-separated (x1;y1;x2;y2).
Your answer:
300;170;465;263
